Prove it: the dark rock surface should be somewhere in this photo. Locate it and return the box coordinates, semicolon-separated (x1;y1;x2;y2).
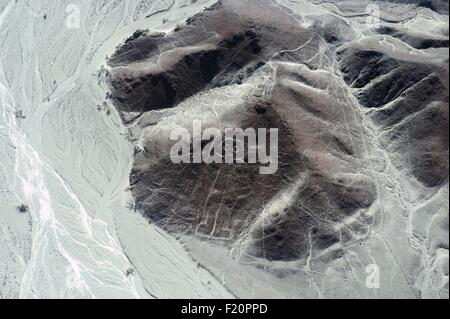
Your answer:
107;0;448;264
338;48;449;188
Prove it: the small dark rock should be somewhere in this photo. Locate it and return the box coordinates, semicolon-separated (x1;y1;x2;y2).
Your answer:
17;204;29;213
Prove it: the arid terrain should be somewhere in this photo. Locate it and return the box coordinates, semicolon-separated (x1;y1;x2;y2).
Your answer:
0;0;448;299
